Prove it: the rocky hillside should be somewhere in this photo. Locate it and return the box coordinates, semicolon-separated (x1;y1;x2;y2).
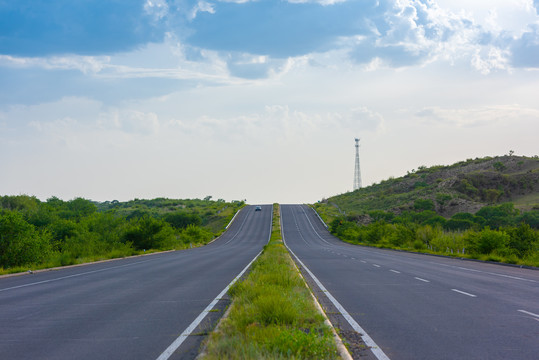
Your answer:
321;155;539;218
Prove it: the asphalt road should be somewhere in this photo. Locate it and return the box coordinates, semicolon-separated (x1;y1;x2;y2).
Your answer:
281;204;539;360
0;204;272;360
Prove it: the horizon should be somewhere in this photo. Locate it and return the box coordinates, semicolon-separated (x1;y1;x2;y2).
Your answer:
5;152;536;205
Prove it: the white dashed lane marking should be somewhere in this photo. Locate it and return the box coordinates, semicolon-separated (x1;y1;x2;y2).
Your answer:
451;289;477;297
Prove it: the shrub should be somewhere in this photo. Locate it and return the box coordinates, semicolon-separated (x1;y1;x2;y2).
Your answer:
475;228;509;254
388;224;414;247
516;210;539;229
493;161;506;172
444;219;474;231
455;179;479;198
414;199;434;211
430;232;467;254
483;189;503;204
415;225;442;247
364;221;392;244
123;216;176;250
0;211;52;268
413;240;426;250
368;210;394;222
435;193;452;205
180;224;213;244
476;203;519;228
163;211;202;229
505;223;539;257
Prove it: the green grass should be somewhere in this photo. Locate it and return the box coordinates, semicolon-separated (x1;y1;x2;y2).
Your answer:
200;204;339;360
512;192;539;211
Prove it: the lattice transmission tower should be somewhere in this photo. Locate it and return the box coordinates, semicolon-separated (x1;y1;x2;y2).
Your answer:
353;138;362;191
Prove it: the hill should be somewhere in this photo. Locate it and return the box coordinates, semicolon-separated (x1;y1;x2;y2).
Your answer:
313;155;539;267
318;155;539;220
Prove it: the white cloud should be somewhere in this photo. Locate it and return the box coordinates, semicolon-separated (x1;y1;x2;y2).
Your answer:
144;0;169;21
286;0;347;5
189;1;216;20
0;55;110;74
98;109;160;135
342;0;539;71
436;0;538;35
471;47;510;74
415;104;539;127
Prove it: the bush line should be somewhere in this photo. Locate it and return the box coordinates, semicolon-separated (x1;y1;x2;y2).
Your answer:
313;204;539;268
200;204;340;360
0;196;245;275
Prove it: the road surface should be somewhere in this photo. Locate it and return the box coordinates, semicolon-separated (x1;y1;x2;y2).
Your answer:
281;204;539;360
0;204;272;360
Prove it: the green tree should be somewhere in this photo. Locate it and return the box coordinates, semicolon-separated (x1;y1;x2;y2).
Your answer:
515;210;539;229
0;195;40;212
60;198;97;221
505;223;538;257
472;228;509;254
180;224;213;244
84;212;126;244
368;210;394;222
123;216;176;250
26;205;58;228
483;189;503;204
476;203;519;229
48;219;79;246
444;219;474;231
388;224;414;247
0;211;52;268
493;161;506;172
163;212;202;229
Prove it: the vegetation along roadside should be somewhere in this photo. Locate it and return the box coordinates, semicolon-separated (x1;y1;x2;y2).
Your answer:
314;155;539;267
200;204;341;360
0;195;244;275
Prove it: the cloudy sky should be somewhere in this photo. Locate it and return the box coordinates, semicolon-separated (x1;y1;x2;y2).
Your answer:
1;0;538;204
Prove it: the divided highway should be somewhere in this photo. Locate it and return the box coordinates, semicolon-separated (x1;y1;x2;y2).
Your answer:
281;204;539;360
0;205;272;360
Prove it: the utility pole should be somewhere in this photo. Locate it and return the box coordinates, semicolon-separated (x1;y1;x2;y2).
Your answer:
354;138;362;191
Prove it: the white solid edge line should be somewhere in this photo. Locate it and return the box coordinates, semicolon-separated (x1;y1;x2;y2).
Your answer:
281;207;390;360
517;309;539;318
155;250;262;360
287;247;390;360
281;206;353;360
225;206;242;229
156;205;273;360
309;205;329;229
451;289;477;297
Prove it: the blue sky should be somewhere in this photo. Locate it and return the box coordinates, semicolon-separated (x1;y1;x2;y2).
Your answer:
1;0;538;204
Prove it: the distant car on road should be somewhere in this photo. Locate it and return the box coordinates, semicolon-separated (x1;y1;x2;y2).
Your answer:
255;206;262;211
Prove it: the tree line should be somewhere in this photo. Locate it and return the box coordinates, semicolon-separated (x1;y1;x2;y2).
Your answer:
0;195;243;272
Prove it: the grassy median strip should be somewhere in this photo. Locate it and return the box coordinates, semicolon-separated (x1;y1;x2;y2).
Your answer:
201;204;339;360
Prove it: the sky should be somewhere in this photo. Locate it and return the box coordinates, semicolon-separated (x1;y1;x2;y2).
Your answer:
1;0;538;205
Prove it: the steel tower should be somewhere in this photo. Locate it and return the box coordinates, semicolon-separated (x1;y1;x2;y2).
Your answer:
354;138;362;190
